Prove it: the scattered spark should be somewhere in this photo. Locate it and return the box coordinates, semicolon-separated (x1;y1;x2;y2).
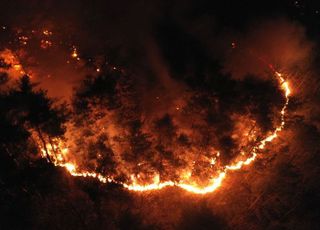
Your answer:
40;39;52;49
18;36;28;45
71;46;79;60
43;30;53;36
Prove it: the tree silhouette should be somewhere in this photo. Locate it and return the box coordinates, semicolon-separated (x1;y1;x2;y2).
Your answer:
0;75;70;229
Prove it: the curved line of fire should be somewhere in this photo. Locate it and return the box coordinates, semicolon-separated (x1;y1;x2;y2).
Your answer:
39;71;291;194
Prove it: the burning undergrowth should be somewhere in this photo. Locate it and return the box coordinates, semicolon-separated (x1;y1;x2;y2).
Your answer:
0;22;290;192
55;61;286;188
0;16;301;193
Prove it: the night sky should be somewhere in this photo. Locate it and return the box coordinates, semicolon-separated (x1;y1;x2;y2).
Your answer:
0;1;320;229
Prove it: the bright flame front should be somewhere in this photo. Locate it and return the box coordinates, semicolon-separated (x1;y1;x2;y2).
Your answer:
37;70;291;195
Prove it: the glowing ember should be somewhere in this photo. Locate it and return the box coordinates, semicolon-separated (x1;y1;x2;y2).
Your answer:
40;39;52;49
71;46;80;60
43;30;53;36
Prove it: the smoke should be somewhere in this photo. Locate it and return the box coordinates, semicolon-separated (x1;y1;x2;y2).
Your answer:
222;18;314;80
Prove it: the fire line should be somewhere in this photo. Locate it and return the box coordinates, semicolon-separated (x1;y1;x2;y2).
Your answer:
38;70;291;195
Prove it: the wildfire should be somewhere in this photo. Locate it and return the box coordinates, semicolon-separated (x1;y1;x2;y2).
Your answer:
37;69;291;195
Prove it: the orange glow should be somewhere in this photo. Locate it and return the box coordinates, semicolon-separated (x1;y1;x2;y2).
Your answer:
71;47;79;59
13;64;22;71
43;30;53;36
40;39;52;49
0;49;26;76
71;51;77;58
37;69;291;194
